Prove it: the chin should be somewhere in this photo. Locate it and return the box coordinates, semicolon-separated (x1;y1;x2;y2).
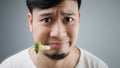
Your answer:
43;50;70;60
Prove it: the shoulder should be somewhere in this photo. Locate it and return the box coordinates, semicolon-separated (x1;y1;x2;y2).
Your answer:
76;47;108;68
0;48;32;68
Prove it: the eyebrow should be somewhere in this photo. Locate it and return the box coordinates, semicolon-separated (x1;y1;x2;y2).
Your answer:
60;11;76;16
39;12;54;17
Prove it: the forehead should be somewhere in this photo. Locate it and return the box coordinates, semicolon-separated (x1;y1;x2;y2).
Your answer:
33;0;78;15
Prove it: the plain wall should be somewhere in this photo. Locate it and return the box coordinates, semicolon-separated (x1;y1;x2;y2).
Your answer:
0;0;120;68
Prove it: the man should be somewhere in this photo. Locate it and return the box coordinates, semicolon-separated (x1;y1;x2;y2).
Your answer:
0;0;108;68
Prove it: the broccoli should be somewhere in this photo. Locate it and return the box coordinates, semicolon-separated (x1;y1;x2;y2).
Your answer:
35;42;50;54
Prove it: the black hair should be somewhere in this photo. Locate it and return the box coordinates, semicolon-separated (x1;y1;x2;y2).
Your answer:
26;0;81;13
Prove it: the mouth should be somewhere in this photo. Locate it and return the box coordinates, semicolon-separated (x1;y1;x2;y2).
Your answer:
47;42;69;50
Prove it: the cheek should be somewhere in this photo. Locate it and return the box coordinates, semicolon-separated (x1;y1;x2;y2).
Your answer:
67;25;79;45
68;25;78;37
32;25;49;43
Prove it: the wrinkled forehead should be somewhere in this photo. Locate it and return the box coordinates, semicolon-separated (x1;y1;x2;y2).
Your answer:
33;0;78;16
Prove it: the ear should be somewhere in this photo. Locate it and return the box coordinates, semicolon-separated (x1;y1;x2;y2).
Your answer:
78;12;80;24
28;12;33;32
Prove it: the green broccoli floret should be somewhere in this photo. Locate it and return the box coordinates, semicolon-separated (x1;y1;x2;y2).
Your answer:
35;42;50;54
35;42;41;54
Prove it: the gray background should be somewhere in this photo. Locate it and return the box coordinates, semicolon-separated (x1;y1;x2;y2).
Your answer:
0;0;120;68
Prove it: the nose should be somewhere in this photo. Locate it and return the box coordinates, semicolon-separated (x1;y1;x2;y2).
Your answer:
50;22;67;38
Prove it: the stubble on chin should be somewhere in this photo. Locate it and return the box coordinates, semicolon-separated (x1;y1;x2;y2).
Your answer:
43;51;70;60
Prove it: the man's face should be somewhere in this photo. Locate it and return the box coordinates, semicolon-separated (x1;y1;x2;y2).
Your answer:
28;0;80;60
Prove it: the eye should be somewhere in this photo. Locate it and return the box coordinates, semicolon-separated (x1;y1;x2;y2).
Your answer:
41;17;52;24
63;17;73;24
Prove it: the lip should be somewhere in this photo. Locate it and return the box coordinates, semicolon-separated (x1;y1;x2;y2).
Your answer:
48;42;65;50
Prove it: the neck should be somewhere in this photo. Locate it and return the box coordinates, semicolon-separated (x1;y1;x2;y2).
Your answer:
29;46;80;68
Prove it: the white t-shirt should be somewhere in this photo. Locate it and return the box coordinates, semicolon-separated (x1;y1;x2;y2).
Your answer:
0;47;108;68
